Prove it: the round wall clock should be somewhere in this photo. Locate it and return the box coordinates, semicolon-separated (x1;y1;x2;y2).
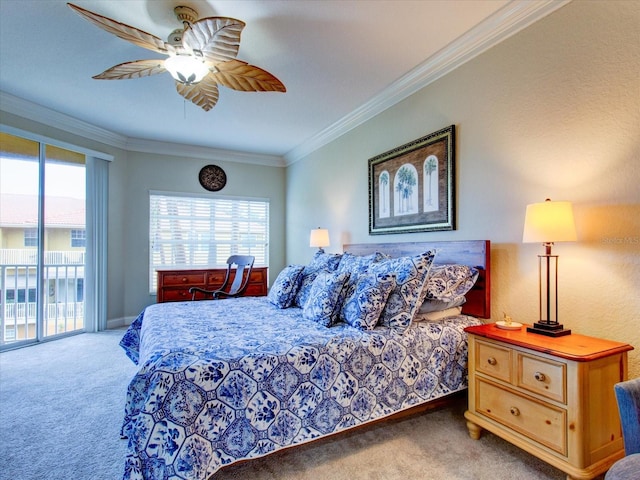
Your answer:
198;164;227;191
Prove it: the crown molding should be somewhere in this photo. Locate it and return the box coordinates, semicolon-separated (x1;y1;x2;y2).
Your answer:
125;138;287;167
283;0;572;165
0;91;286;167
0;91;129;149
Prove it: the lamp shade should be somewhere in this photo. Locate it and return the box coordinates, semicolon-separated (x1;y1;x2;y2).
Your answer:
164;55;210;85
523;199;577;243
309;228;330;248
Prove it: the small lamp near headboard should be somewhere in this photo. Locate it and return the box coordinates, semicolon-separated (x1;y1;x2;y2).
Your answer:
523;198;577;337
309;228;330;253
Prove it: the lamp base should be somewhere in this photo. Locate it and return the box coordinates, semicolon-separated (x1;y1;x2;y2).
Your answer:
527;321;571;337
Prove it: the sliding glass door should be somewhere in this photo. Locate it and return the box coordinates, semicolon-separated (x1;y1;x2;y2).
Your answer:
0;132;86;346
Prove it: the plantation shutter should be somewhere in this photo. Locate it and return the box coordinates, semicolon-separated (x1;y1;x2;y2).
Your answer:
149;192;269;293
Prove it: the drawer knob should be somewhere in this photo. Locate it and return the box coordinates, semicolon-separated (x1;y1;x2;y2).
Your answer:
510;407;520;416
534;372;546;382
487;357;497;366
181;277;188;283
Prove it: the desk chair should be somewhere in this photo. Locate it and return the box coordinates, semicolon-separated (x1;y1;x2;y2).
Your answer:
189;255;255;300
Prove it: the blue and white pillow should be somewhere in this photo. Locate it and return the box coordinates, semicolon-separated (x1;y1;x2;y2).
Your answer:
302;271;350;327
336;252;388;307
294;251;342;308
336;252;388;275
369;250;436;332
341;272;396;330
267;264;305;308
424;264;479;302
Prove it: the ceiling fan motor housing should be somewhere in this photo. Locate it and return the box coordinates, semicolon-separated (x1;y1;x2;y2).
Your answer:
169;6;198;45
174;6;198;26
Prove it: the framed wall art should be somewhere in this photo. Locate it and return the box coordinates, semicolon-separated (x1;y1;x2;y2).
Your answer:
368;125;455;235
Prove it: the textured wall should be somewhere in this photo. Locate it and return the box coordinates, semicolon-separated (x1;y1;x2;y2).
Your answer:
286;1;640;377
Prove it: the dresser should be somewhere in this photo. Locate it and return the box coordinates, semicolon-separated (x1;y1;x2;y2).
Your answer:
156;267;268;303
464;324;633;480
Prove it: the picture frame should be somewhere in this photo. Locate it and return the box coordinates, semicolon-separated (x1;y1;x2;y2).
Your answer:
368;125;455;235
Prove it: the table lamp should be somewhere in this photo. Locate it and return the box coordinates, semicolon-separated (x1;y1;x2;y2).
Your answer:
522;199;577;336
309;228;330;253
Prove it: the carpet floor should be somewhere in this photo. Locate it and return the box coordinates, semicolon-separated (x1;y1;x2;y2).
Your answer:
0;330;605;479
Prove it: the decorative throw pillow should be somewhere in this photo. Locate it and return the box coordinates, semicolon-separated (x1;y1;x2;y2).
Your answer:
336;252;388;307
341;272;396;330
369;250;436;332
336;252;388;275
267;264;305;308
302;271;350;327
294;251;342;308
424;264;479;303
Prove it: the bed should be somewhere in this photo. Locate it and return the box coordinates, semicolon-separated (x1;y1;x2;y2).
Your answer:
119;240;491;480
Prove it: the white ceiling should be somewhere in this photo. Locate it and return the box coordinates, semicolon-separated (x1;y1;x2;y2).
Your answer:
0;0;566;165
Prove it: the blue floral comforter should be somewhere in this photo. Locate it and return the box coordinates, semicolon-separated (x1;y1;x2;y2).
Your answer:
119;297;482;480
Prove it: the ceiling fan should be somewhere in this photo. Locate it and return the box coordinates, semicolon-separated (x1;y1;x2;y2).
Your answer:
67;3;286;111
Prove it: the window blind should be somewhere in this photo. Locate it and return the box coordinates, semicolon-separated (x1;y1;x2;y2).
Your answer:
149;193;269;293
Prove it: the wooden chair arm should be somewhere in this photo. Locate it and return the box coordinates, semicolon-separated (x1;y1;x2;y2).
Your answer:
189;286;223;301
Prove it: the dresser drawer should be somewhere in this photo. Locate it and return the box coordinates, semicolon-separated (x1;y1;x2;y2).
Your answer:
160;287;194;302
476;378;567;455
476;340;512;383
158;267;268;302
206;271;227;285
517;352;566;404
160;272;207;286
244;284;267;296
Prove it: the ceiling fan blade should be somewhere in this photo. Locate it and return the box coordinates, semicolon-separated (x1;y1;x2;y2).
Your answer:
68;3;172;55
182;17;245;64
176;75;220;111
213;60;286;92
93;60;166;80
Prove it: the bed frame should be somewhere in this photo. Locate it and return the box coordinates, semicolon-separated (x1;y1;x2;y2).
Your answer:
344;239;491;319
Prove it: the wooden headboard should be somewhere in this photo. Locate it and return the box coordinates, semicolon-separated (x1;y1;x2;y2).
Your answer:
344;240;491;319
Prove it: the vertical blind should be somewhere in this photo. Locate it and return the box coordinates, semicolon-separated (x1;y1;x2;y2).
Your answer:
149;193;269;293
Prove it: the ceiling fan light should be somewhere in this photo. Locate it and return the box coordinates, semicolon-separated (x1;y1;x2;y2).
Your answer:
164;55;210;85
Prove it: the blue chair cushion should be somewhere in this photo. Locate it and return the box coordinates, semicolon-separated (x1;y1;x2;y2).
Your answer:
614;378;640;455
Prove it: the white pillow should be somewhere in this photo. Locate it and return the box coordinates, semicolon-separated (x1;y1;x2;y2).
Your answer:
413;306;463;322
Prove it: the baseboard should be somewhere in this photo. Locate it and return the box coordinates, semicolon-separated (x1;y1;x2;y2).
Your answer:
107;316;136;329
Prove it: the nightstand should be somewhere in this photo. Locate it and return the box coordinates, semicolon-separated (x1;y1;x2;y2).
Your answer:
464;323;633;480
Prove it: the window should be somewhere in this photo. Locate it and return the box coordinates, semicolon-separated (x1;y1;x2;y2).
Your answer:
149;192;269;293
24;229;37;247
5;289;37;303
71;229;86;247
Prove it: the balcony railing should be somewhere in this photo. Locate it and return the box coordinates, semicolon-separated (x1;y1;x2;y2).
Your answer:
0;249;85;265
1;250;85;345
2;302;85;342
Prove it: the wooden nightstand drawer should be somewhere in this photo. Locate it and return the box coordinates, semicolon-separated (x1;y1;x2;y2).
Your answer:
476;378;567;455
517;352;566;404
476;340;512;383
